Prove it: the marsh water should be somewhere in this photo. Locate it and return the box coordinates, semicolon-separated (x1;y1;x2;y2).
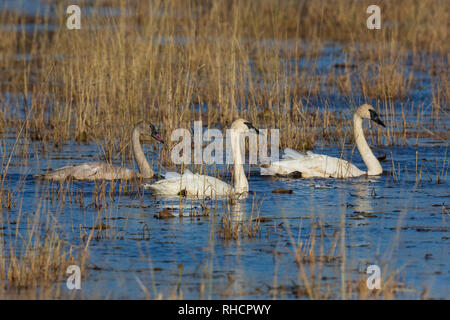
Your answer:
1;128;448;299
1;1;449;299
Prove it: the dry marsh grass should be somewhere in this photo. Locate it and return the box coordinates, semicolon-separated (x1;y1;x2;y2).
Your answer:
0;0;448;154
0;195;83;299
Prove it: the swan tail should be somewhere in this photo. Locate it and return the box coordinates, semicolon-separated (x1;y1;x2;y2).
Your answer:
163;171;182;179
144;182;169;194
260;164;280;176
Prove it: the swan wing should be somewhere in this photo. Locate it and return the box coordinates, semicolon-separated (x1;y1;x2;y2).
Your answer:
312;156;365;178
145;171;233;197
261;148;313;175
38;162;104;180
261;153;365;178
71;162;108;180
71;162;140;180
39;162;137;180
260;159;310;176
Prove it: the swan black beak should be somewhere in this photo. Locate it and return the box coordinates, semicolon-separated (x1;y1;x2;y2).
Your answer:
152;131;164;143
244;121;260;134
369;110;386;127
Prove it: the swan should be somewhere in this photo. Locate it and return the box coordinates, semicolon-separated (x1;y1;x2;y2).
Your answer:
37;121;164;181
260;104;385;178
144;118;259;198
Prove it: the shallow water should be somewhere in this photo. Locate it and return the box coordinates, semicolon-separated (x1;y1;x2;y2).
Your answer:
1;130;448;299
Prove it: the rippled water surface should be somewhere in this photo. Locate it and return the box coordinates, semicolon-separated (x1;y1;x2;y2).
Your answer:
1;130;448;299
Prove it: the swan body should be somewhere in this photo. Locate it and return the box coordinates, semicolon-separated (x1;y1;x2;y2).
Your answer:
145;118;259;198
261;104;385;178
260;149;366;178
37;121;164;181
146;169;233;197
39;161;141;181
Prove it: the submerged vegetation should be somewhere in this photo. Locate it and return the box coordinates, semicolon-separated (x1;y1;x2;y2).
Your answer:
0;0;448;299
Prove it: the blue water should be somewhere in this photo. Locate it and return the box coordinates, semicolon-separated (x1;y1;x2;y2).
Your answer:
1;130;448;299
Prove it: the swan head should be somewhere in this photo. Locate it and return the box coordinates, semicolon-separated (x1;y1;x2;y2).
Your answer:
136;121;164;143
356;104;385;127
230;118;260;134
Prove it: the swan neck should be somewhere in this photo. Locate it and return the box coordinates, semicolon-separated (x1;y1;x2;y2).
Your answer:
230;130;249;194
353;114;382;175
132;126;153;178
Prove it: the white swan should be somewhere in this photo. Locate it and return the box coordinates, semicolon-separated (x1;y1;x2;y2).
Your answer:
144;118;259;198
260;104;385;178
37;121;164;181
